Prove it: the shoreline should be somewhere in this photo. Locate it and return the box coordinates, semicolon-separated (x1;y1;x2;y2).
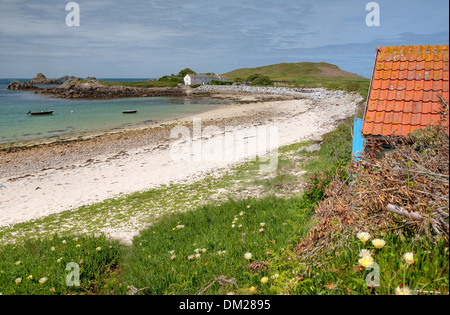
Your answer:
0;88;362;229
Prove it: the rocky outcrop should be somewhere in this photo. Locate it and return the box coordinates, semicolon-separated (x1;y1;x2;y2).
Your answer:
59;75;80;81
35;79;188;100
6;81;38;90
29;73;62;85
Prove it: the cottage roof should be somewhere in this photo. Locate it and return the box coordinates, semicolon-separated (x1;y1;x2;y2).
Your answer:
362;45;449;137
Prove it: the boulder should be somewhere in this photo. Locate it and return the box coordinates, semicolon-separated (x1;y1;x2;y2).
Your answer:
300;144;322;153
6;81;37;90
29;73;62;85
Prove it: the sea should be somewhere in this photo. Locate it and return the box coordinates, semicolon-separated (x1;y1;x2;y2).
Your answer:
0;78;229;145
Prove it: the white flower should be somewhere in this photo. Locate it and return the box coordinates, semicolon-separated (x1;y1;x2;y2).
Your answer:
372;239;386;249
202;248;206;253
15;278;22;284
403;252;415;265
357;232;372;244
39;277;48;284
187;255;195;260
195;253;201;259
169;250;175;255
176;225;185;229
244;252;252;260
271;274;279;279
359;249;372;258
260;223;266;227
240;211;245;216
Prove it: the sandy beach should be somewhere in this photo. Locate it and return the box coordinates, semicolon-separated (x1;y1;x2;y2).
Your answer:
0;88;362;228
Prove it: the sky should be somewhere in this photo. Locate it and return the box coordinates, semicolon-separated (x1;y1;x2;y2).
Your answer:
0;0;448;79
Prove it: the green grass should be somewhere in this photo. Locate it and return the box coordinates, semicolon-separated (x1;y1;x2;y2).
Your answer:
223;62;365;82
294;77;371;100
288;232;449;295
0;235;122;295
118;196;313;295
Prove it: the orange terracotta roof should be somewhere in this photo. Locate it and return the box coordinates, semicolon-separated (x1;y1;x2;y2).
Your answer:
362;45;449;137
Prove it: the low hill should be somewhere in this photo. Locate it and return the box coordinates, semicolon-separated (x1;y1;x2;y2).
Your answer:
223;62;365;82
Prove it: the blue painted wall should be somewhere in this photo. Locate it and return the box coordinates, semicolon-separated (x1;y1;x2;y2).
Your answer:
352;118;364;161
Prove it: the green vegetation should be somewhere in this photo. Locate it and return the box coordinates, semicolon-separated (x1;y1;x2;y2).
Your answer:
224;62;365;82
119;196;312;295
294;76;371;100
0;235;122;295
224;62;370;97
177;68;196;77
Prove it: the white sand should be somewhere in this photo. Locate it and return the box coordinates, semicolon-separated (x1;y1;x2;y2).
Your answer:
0;92;361;228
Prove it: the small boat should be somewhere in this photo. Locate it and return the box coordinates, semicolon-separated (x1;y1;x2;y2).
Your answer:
27;110;54;116
122;110;137;114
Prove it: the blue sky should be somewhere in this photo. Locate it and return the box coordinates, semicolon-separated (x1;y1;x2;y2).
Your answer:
0;0;448;79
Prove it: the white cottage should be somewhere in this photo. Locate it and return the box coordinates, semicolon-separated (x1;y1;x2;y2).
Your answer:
184;74;228;85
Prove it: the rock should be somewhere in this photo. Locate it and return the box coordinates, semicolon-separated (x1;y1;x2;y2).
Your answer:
29;73;62;85
6;81;37;90
59;75;80;80
309;134;323;144
300;144;322;153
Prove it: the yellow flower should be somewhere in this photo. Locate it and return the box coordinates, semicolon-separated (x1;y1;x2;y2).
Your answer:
15;261;21;266
403;252;414;265
27;275;33;280
261;277;269;284
259;228;264;233
372;239;386;249
170;255;177;260
357;232;372;244
249;286;256;294
395;286;411;295
76;244;81;248
15;278;22;284
96;247;102;251
358;256;374;268
244;252;252;260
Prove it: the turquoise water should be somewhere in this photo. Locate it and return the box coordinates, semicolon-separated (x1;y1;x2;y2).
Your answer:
0;79;228;144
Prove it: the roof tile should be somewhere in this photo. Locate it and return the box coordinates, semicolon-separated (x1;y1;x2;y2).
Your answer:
363;45;449;137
